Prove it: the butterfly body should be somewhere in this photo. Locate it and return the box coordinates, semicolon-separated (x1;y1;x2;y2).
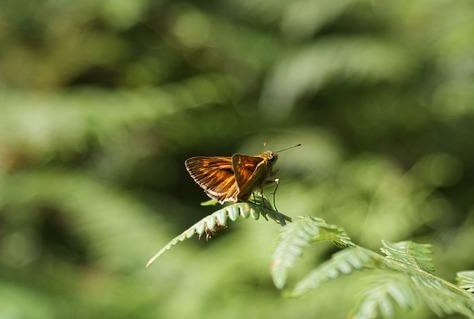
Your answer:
185;151;278;203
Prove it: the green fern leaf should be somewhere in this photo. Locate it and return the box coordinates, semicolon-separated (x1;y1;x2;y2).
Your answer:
290;246;375;297
364;242;474;318
146;199;291;267
271;216;354;289
368;242;474;318
280;234;474;318
457;271;474;293
410;274;474;318
380;240;435;273
351;272;417;319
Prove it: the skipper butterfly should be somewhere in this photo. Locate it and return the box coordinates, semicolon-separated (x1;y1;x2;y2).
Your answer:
185;144;300;203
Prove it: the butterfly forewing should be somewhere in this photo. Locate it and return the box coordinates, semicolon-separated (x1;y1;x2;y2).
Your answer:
185;156;239;203
231;154;265;190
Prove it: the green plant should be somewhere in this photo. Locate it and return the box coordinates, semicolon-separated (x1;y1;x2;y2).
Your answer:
273;216;474;318
148;199;474;319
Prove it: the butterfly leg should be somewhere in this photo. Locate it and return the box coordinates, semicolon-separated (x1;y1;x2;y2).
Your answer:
261;178;280;211
270;178;280;211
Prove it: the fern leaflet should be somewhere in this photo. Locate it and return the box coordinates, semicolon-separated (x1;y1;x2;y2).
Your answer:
290;246;376;297
457;271;474;293
380;240;435;273
146;197;290;267
271;216;354;289
351;272;417;319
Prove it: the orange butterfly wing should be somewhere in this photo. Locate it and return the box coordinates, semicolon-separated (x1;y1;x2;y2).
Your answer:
232;151;278;200
231;154;266;200
185;156;240;203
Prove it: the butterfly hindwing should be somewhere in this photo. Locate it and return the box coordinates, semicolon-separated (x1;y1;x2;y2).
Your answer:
231;154;267;198
185;156;239;203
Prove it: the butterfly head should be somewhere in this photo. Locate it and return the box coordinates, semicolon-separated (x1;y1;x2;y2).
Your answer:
260;150;278;164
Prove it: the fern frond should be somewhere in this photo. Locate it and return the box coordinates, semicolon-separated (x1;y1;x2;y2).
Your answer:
1;74;237;156
457;271;474;293
146;200;291;267
380;240;435;273
409;274;474;318
377;241;474;317
261;37;413;111
271;216;354;289
290;246;375;297
351;272;417;319
282;233;474;318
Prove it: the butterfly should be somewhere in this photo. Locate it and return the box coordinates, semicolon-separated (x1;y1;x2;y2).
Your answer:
185;144;301;204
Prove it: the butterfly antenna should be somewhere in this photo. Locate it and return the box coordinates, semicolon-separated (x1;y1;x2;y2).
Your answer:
275;143;302;153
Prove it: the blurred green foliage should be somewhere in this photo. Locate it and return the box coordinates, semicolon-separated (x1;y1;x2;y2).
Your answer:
1;0;474;318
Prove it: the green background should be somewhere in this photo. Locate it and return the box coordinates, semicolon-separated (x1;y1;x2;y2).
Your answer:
1;1;473;318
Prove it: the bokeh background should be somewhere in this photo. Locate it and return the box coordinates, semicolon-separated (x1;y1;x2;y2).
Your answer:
1;1;474;318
